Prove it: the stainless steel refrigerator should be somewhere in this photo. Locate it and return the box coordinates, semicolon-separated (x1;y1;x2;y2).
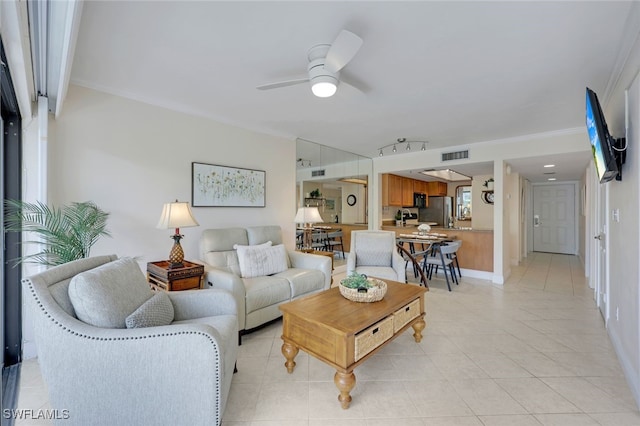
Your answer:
418;196;453;227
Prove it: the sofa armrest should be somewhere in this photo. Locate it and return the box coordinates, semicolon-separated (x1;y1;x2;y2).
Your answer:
200;262;247;330
167;289;237;321
288;251;332;289
34;319;226;425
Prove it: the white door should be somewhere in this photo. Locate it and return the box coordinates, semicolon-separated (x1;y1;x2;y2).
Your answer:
533;184;576;254
595;180;609;322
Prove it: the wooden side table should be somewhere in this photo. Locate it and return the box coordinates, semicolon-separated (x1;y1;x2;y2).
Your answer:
147;260;204;291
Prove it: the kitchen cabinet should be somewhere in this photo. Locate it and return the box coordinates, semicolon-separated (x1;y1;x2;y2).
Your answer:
402;177;414;207
382;174;404;206
382;174;431;207
428;181;448;196
414;180;428;195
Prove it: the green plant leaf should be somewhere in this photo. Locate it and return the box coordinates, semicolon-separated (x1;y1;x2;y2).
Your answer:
3;199;111;267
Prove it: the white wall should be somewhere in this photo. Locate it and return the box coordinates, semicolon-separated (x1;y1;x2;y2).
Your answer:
49;85;296;264
605;71;640;407
471;174;494;230
596;2;640;407
505;168;521;266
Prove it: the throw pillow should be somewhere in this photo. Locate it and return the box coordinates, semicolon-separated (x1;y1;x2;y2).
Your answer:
125;292;174;328
68;257;153;328
236;243;288;278
357;250;392;267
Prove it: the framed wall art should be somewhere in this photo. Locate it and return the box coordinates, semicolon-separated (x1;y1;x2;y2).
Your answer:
192;162;266;207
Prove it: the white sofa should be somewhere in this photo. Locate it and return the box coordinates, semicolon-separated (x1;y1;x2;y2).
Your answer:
22;255;238;426
200;225;331;341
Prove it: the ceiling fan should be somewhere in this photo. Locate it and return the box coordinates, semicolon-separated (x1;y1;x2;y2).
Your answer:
257;29;364;98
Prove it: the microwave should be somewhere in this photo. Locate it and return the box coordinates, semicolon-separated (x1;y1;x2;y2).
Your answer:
413;192;427;208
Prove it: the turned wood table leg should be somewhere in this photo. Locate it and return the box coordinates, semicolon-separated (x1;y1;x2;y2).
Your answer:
281;342;299;373
412;318;426;342
334;371;356;409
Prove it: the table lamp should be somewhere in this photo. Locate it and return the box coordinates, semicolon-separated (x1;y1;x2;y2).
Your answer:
294;206;323;252
157;200;199;268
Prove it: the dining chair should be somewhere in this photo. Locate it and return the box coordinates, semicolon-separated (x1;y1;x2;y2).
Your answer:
422;243;458;291
325;230;344;259
446;240;462;278
311;231;327;251
396;243;429;288
296;229;304;250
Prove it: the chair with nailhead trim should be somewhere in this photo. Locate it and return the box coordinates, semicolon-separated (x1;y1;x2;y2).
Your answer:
22;255;238;426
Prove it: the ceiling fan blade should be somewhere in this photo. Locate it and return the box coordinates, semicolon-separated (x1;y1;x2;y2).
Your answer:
324;30;363;74
257;78;309;91
340;71;371;94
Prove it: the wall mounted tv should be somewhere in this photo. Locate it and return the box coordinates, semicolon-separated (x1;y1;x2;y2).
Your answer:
585;87;626;183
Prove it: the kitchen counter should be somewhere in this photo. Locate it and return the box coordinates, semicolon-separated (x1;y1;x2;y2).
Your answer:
381;225;494;272
381;225;493;233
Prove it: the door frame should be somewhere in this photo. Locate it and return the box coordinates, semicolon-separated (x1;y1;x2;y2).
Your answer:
530;181;580;255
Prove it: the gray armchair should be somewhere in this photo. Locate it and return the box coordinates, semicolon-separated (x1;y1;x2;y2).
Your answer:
22;255;238;426
347;230;406;282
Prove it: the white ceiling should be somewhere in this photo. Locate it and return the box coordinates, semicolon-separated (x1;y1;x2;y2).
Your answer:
69;1;634;181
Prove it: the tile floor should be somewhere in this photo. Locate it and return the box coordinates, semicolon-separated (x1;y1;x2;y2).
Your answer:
14;252;640;425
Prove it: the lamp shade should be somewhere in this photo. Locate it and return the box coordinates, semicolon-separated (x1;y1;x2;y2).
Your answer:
294;207;323;224
156;201;199;229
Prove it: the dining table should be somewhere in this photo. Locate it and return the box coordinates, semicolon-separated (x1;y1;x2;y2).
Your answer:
396;232;455;288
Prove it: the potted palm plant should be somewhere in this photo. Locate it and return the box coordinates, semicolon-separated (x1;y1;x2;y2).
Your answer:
3;200;111;266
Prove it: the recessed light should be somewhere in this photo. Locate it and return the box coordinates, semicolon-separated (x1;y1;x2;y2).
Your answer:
544;164;555;168
548;178;557;181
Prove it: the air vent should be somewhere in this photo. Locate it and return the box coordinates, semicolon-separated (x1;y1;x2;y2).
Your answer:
442;150;469;162
311;169;325;177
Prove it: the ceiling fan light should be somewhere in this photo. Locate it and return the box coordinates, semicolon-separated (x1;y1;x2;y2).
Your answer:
310;75;338;97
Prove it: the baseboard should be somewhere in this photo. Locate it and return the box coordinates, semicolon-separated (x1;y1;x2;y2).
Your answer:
458;268;493;281
607;326;640;409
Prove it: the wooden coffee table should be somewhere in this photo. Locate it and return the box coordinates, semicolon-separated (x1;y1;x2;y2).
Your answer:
279;279;427;409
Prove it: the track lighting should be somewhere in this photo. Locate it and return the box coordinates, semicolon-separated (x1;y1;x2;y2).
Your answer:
377;138;428;157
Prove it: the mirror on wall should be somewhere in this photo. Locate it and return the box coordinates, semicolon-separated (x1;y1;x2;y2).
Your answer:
456;185;472;221
296;138;372;225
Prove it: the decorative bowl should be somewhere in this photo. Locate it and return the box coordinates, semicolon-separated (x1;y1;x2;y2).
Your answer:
339;277;387;303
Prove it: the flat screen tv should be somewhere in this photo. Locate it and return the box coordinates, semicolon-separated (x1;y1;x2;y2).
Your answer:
586;87;620;183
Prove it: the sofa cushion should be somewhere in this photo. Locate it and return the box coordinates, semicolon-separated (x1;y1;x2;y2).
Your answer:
242;275;291;313
236;243;288;278
68;257;153;328
125;292;175;328
274;268;326;298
